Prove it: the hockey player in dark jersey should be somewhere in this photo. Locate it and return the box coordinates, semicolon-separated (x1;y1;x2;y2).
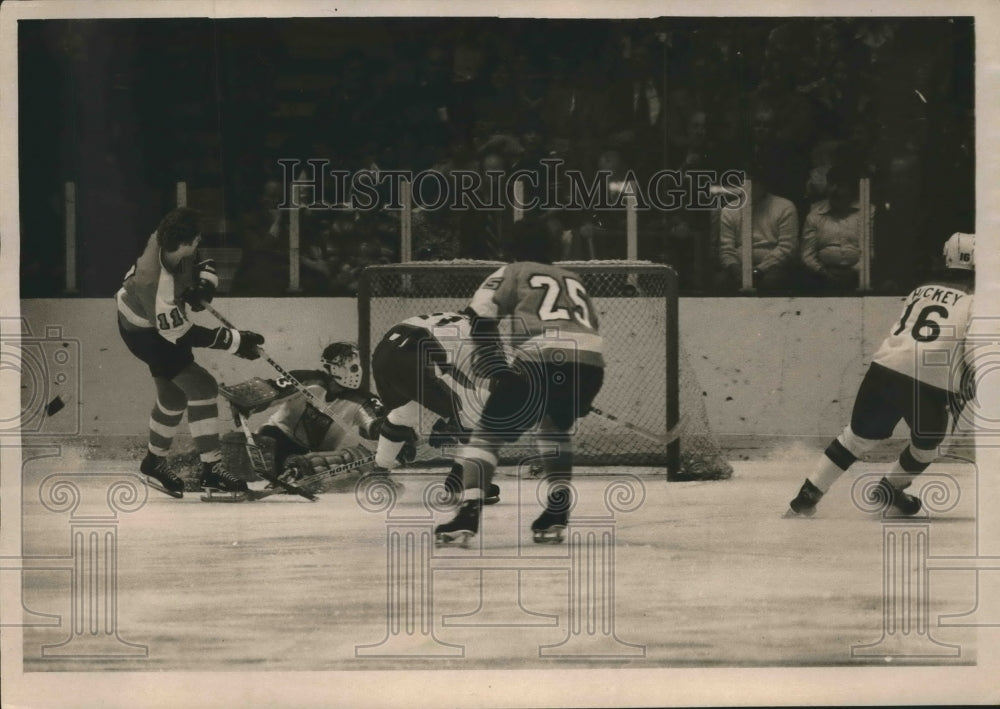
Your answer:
435;216;605;545
369;310;500;504
785;232;975;518
116;208;265;498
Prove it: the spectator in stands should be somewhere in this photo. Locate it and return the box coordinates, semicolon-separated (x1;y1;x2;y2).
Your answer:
804;139;840;205
800;164;872;292
413;204;461;261
541;54;594;162
358;207;399;263
473;61;522;137
750;101;813;209
511;115;548;207
576;146;636;260
231;179;289;295
299;207;358;294
455;147;513;260
604;35;665;178
716;163;800;292
299;215;333;294
679;109;711;170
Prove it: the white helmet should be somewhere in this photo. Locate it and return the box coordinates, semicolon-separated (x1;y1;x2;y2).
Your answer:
943;232;975;271
321;342;363;389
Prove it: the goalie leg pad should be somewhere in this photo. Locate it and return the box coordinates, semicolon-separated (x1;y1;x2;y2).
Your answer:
285;448;361;480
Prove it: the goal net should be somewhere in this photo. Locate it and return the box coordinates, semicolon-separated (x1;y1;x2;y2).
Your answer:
358;261;731;480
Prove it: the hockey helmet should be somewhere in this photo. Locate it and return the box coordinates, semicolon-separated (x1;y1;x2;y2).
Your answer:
321;341;363;389
943;232;975;271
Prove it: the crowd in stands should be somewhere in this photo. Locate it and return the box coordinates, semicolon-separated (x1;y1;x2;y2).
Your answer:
222;18;972;296
19;18;971;298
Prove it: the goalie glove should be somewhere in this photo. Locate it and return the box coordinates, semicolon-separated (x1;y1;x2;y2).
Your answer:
180;259;218;312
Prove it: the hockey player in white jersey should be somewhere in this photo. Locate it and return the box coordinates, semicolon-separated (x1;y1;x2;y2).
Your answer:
786;232;975;517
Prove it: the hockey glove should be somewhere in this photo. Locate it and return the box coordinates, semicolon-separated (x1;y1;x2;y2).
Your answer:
429;417;471;448
235;331;265;360
181;259;218;312
357;397;387;440
205;327;264;360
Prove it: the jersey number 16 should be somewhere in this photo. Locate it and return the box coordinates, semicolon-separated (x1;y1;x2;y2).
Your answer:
892;303;948;343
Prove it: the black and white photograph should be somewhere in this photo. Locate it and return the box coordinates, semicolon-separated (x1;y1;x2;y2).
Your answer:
1;1;998;706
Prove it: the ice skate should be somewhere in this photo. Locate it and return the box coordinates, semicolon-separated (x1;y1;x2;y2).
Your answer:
140;452;184;498
784;478;823;518
435;500;481;547
199;460;248;502
531;508;567;543
875;477;922;517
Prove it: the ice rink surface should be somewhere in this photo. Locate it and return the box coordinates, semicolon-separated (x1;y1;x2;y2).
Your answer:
19;456;980;672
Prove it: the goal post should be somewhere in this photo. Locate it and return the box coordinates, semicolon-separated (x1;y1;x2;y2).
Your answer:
358;261;732;481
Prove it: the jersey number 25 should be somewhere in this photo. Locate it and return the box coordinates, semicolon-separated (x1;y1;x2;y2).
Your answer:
529;275;594;329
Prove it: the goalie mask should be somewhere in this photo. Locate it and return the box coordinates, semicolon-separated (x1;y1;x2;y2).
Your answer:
321;342;363;390
943;232;975;271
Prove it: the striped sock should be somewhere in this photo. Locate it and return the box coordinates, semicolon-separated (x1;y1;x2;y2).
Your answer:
148;398;185;457
187;397;221;463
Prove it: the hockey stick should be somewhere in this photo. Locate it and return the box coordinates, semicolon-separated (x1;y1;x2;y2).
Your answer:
230;404;317;501
203;302;337;416
588;406;680;446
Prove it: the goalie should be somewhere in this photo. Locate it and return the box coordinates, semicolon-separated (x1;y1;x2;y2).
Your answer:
220;342;383;484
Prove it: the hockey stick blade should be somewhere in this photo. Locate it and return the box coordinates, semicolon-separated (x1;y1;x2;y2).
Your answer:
589;406;680;446
232;408;317;501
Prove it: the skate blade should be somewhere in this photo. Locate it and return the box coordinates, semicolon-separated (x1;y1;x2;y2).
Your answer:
882;507;924;520
435;530;474;548
143;479;183;499
782;506;815;519
200;488;248;503
532;525;566;544
244;488;282;501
